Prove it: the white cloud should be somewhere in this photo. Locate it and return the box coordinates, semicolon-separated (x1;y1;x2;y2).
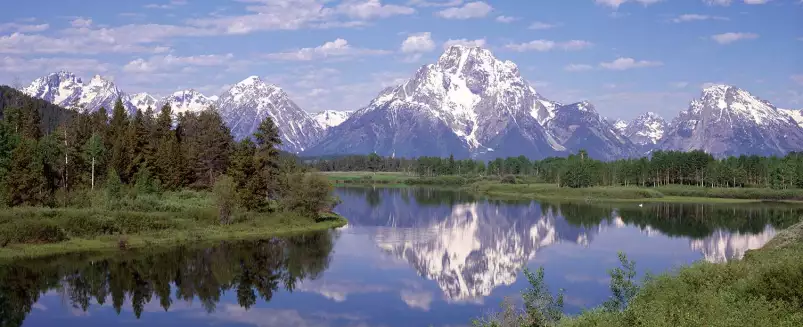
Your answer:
0;32;175;54
595;0;663;8
744;0;769;3
144;0;188;9
791;75;803;86
407;0;463;7
711;32;759;44
443;38;486;49
506;40;593;52
495;15;517;23
401;290;434;311
0;56;110;74
70;18;93;28
0;23;49;33
671;14;728;22
337;0;415;19
529;21;557;30
401;32;436;53
123;53;235;73
599;57;663;70
703;0;732;5
565;64;595;72
264;38;389;61
435;1;493;19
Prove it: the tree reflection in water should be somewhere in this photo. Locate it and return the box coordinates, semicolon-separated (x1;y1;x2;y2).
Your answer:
0;231;337;326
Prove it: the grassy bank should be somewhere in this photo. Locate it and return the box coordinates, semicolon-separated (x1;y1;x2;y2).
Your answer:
473;219;803;326
322;171;803;203
0;190;347;261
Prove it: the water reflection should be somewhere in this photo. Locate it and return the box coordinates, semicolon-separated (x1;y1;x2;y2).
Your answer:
0;233;335;325
336;187;799;301
4;187;801;326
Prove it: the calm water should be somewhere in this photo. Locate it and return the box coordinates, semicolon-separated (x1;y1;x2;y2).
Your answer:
7;187;801;327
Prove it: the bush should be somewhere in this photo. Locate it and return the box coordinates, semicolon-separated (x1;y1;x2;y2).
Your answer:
213;175;238;225
501;175;518;184
282;173;334;217
0;219;66;245
65;214;117;237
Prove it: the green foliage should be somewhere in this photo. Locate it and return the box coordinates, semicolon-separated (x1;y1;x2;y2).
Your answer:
213;175;237;225
501;174;518;184
472;267;565;327
281;173;334;217
3;138;48;206
0;219;66;246
602;252;640;313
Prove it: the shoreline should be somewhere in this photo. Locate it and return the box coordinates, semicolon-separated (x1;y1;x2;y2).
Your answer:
0;214;348;262
322;172;803;204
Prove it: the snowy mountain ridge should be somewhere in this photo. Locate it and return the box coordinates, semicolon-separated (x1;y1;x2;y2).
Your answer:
314;110;353;129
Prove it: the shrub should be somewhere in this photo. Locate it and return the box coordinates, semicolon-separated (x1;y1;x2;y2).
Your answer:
213;175;238;225
282;173;334;217
0;219;67;245
501;175;518;184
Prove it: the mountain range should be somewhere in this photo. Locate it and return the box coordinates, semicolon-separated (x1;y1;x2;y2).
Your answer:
17;46;803;159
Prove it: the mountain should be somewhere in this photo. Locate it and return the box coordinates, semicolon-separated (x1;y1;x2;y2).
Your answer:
610;118;628;134
779;108;803;128
131;92;157;112
158;89;214;114
659;84;803;157
313;110;353;129
216;76;325;153
22;71;136;114
304;45;564;159
621;112;668;153
543;101;638;160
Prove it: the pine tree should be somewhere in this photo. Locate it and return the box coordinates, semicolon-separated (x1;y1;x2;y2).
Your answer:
125;109;150;181
83;133;105;190
253;117;282;202
3;138;47;206
108;99;129;182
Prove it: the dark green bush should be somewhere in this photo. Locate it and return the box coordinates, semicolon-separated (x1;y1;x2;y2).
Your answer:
0;220;66;245
501;175;517;184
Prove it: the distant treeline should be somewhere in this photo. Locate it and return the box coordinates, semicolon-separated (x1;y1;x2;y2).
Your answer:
309;151;803;189
0;85;328;213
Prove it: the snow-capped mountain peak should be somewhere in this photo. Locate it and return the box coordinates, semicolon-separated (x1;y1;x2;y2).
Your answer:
660;84;803;157
159;89;214;114
131;92;157;112
23;71;135;114
216;76;324;152
314;110;353;129
622;111;668;149
611;119;628;133
305;45;563;159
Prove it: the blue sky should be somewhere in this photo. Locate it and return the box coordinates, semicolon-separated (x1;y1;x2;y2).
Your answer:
1;0;801;120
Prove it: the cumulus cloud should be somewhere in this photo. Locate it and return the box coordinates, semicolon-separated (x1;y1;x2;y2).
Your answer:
528;21;557;30
401;32;436;53
506;40;593;52
671;14;728;22
337;0;415;19
671;81;690;88
435;1;493;19
495;15;517;23
144;0;187;9
595;0;663;8
711;32;759;44
407;0;463;7
70;17;93;27
264;38;390;61
123;53;235;73
599;57;663;70
0;56;110;74
443;38;486;49
565;64;595;72
0;23;49;33
703;0;731;5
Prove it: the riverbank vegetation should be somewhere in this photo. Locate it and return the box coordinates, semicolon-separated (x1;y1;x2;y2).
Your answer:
0;87;340;257
312;152;803;201
473;220;803;327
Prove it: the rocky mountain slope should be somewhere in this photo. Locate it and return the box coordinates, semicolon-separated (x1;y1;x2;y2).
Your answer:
543;101;638;160
131;92;157;112
621;112;668;153
314;110;353;129
304;45;567;159
216;76;325;153
22;71;136;114
659;85;803;157
156;89;215;114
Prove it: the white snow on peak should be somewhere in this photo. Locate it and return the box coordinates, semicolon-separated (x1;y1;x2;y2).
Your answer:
693;84;784;126
612;119;628;133
689;226;776;263
313;110;353;129
623;111;668;146
131;92;157;112
365;45;560;151
23;71;135;114
237;75;262;87
779;108;803;128
160;89;214;114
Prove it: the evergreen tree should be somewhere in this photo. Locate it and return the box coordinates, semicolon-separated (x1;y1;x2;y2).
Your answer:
253;117;282;202
83;132;105;190
3;138;47;206
108;99;129;182
125;109;150;181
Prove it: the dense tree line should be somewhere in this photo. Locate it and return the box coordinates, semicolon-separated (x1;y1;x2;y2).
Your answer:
0;87;329;212
311;150;803;189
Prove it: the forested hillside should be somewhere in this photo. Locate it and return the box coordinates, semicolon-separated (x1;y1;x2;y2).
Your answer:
0;85;74;134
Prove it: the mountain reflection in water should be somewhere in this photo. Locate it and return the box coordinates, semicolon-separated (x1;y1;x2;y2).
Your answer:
3;187;800;327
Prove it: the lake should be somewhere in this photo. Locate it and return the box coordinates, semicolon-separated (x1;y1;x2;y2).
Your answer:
6;187;800;327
